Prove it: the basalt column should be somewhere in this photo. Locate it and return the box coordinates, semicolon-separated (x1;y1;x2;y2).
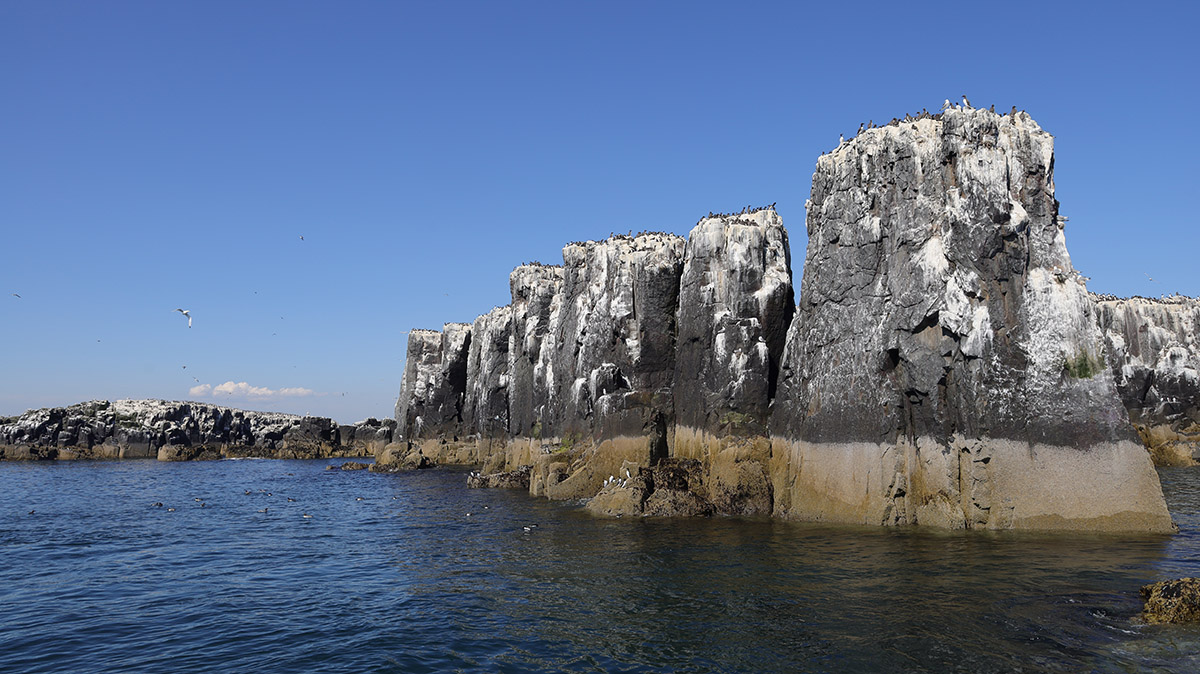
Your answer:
769;107;1173;532
381;323;472;466
535;233;686;498
504;264;564;467
673;209;794;514
463;305;514;465
1094;294;1200;466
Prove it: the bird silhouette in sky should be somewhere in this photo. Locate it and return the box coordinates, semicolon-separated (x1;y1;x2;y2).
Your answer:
175;308;192;327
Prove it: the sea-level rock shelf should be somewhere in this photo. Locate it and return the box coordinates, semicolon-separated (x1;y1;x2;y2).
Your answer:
386;106;1179;533
0;399;392;461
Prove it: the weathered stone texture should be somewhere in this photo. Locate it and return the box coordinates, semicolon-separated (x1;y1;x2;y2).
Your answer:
507;264;563;439
463;305;513;458
1141;578;1200;624
540;233;686;442
393;323;471;442
1095;294;1200;465
769;107;1171;532
674;209;793;436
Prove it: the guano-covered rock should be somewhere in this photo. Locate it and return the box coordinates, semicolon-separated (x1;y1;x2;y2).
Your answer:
769;107;1172;532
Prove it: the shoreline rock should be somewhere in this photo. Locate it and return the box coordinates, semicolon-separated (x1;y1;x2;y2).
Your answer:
1141;578;1200;624
385;106;1175;533
0;400;390;462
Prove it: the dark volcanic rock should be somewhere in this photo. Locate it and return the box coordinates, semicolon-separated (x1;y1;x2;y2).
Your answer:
389;106;1174;533
541;233;685;441
393;324;472;443
585;458;714;517
507;264;563;439
769;107;1171;532
466;465;531;489
1094;294;1200;466
674;208;793;438
0;399;365;461
1141;578;1200;624
671;208;793;516
463;305;513;459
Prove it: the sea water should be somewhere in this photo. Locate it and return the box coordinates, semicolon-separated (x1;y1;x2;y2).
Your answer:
2;458;1199;673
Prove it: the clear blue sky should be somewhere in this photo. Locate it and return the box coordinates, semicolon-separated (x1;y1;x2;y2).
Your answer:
2;1;1196;423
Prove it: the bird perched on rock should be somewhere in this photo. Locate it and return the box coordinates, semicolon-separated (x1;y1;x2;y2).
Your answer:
962;94;971;108
942;99;951;112
175;308;192;328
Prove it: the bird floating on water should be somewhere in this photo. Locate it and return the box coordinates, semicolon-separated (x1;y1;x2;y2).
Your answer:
175;308;192;328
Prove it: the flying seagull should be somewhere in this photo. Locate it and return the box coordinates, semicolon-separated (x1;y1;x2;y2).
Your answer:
299;235;304;241
10;293;19;298
1145;273;1157;283
175;308;192;327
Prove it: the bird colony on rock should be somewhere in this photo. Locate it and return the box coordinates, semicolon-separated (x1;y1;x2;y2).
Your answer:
383;105;1178;532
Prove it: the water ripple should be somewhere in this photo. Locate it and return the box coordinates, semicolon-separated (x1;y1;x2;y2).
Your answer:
2;461;1200;672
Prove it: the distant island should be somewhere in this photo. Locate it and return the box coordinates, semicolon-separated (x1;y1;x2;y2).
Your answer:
0;399;392;461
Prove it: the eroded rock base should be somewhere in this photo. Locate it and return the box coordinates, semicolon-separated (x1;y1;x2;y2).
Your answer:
768;436;1175;533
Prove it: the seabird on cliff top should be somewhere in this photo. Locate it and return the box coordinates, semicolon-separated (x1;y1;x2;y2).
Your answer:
942;99;951;112
962;95;971;108
175;308;192;327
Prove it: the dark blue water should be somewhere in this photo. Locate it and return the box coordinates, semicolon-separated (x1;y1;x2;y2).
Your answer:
2;459;1200;673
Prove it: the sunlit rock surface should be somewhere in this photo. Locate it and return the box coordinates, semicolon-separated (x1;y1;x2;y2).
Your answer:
672;208;794;515
0;399;376;461
387;106;1173;533
769;106;1172;532
1095;294;1200;465
385;323;472;466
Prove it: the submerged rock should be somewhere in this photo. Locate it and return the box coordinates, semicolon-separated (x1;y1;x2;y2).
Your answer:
673;207;792;515
1141;578;1200;624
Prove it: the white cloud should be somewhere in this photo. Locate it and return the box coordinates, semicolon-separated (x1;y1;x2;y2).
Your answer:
189;381;317;401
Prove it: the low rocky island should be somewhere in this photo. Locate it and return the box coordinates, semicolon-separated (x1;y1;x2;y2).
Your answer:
383;105;1189;533
0;399;393;461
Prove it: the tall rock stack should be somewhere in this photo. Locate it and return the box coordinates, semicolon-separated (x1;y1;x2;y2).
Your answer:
388;323;472;461
506;264;563;447
769;107;1173;532
1094;294;1200;465
673;209;794;514
534;233;687;497
463;306;514;463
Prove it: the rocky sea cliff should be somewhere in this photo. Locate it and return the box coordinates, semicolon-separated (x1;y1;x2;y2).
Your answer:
383;106;1182;533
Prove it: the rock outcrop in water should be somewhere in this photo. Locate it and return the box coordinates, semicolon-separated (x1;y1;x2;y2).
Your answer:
0;400;387;460
1094;294;1200;465
769;107;1171;532
384;105;1174;533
